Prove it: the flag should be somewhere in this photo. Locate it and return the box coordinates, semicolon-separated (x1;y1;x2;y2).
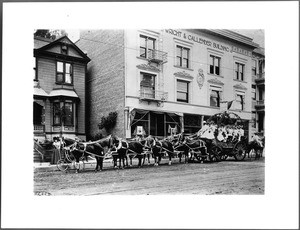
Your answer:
227;100;233;110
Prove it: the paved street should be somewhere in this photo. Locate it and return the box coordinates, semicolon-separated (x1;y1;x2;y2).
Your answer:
34;156;264;195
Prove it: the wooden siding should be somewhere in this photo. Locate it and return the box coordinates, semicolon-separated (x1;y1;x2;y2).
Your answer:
35;56;86;138
45;45;83;58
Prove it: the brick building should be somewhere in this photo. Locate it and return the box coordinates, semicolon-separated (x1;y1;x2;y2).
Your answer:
77;29;259;140
33;35;90;141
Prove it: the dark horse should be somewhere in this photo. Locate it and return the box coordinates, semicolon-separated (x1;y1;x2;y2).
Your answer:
171;133;191;164
174;133;208;162
247;137;265;160
64;135;113;173
145;136;174;166
110;137;151;168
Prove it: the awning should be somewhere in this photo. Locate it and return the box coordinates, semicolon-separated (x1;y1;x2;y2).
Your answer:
49;89;79;99
34;86;48;97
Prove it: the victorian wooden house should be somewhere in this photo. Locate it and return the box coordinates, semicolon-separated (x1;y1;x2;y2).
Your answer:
33;36;90;142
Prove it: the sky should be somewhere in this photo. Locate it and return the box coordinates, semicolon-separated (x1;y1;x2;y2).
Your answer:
232;29;265;48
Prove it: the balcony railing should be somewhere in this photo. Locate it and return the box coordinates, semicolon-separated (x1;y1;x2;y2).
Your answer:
257;100;265;105
139;89;168;102
147;49;168;63
257;72;265;79
34;124;45;133
255;72;265;84
255;100;265;110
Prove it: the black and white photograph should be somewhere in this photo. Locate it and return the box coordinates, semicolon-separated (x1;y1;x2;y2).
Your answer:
2;1;299;229
33;28;265;196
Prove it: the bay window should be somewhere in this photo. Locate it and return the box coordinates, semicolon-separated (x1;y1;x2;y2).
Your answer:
53;100;74;126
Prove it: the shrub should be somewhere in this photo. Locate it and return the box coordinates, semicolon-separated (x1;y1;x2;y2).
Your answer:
98;112;118;133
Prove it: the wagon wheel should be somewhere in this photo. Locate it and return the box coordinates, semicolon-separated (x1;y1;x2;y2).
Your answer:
57;159;69;172
233;142;247;161
209;146;222;162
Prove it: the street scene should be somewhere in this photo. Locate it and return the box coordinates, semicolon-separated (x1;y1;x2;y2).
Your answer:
34;156;264;195
33;29;265;195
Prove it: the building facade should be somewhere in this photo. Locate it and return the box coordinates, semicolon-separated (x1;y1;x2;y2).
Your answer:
251;47;265;136
77;29;259;140
33;36;90;141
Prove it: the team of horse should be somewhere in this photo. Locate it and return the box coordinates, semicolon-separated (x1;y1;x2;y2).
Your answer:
53;132;264;173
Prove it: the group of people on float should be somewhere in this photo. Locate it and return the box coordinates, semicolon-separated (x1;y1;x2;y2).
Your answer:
196;121;245;143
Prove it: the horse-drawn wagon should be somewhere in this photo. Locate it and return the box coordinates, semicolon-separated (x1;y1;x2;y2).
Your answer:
204;111;248;161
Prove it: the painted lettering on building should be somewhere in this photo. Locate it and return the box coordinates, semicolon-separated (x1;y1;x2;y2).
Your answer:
165;29;252;57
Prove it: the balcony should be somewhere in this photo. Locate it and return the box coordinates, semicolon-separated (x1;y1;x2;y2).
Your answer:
255;100;265;110
255;72;265;85
147;49;168;64
139;89;168;104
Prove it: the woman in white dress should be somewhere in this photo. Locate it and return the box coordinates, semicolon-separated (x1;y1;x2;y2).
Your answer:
206;122;216;139
217;124;225;141
197;121;209;138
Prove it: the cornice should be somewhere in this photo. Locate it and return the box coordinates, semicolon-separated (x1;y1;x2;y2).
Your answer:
233;83;247;90
136;64;161;73
207;78;224;86
174;71;193;80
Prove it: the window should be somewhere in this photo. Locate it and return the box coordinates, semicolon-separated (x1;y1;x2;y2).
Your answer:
177;80;189;103
165;113;181;135
184;114;202;134
210;55;220;75
252;59;257;76
235;62;244;81
252;112;256;128
251;85;256;100
131;111;149;137
210;90;220;107
140;35;156;59
176;45;190;68
33;57;37;80
140;72;155;98
61;44;68;55
33;101;44;125
53;101;74;126
236;94;244;110
56;61;73;84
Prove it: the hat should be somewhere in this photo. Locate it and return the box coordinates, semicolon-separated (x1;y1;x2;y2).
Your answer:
203;121;207;124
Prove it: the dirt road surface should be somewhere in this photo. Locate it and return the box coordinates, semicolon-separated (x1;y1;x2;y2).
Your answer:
34;157;264;195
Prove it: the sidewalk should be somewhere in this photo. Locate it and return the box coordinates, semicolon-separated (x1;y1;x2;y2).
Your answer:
34;157;163;173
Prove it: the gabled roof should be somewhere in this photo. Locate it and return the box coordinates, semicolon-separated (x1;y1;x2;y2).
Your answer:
34;35;90;63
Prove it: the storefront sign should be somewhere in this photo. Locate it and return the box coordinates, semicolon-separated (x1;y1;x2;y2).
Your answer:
165;29;252;57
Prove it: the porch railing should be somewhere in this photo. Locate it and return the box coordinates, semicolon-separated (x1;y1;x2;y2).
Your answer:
34;124;45;132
